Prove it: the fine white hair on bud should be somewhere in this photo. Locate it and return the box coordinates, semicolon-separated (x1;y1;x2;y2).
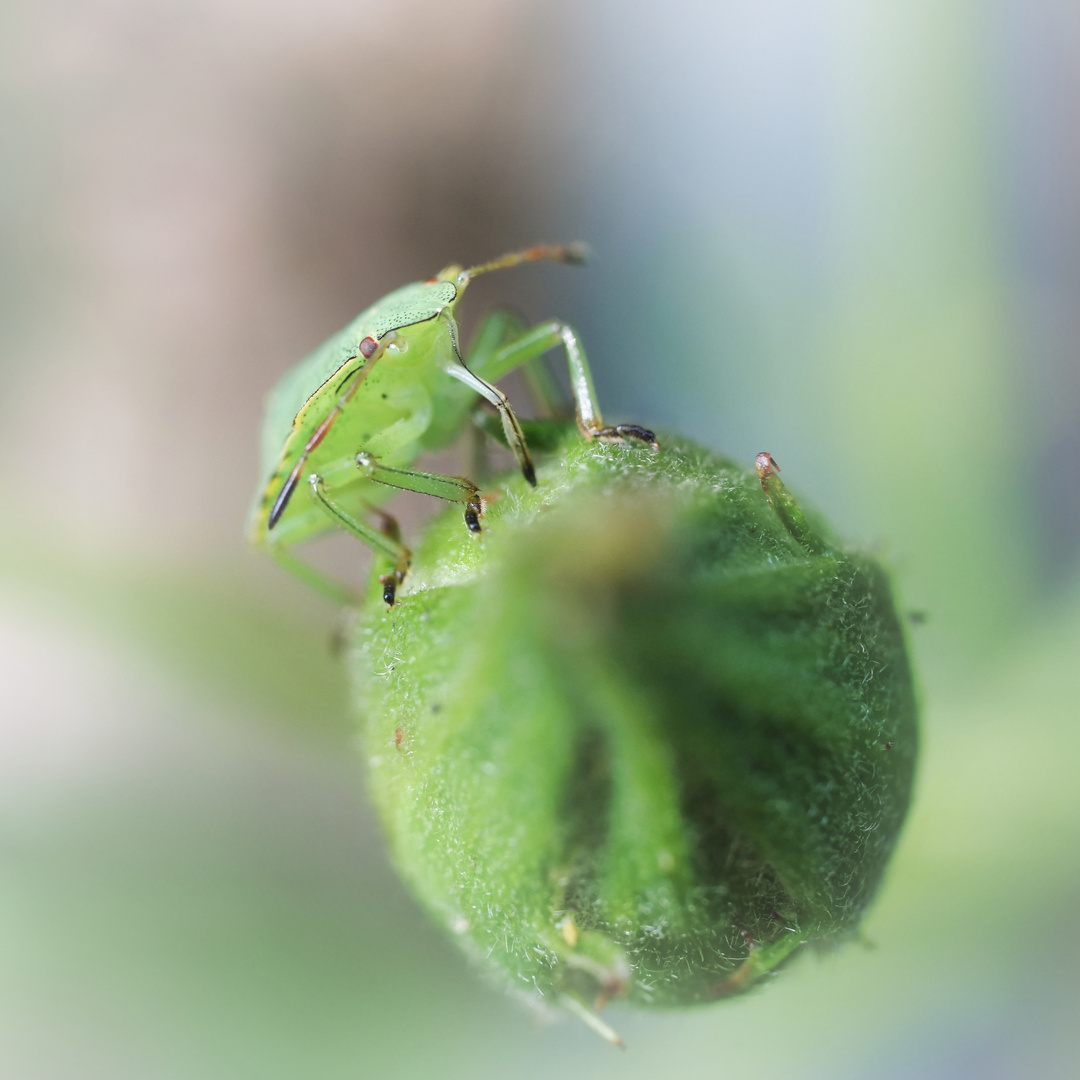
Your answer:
352;429;918;1036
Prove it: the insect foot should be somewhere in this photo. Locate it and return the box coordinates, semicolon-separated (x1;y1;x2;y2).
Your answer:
379;568;406;608
352;428;919;1040
593;423;660;450
464;499;483;534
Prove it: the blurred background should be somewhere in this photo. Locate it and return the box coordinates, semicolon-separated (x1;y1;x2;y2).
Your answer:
2;0;1079;1075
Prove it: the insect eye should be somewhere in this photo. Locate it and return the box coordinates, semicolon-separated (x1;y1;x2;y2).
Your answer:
359;336;379;360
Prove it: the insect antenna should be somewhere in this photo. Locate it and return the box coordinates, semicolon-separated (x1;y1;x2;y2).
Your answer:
267;363;369;530
460;242;589;283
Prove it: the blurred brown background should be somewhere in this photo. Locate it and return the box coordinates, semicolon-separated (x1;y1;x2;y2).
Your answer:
2;1;1079;1077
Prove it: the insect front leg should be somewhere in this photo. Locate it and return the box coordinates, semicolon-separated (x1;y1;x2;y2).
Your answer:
466;308;564;419
439;310;538;486
468;319;658;449
355;452;485;535
306;474;412;606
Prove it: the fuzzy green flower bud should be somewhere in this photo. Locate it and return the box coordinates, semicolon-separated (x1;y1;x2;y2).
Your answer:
352;430;917;1040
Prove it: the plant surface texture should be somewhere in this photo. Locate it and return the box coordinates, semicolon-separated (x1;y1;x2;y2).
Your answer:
352;430;918;1030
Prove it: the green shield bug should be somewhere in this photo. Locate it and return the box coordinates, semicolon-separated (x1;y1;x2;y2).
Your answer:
249;244;656;606
354;429;918;1043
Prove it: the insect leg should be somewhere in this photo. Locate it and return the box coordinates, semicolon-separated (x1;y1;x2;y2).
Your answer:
356;452;485;534
439;310;537;486
466;307;527;367
264;544;360;607
467;307;564;418
307;474;412;606
755;453;827;556
267;361;373;530
469;321;658;448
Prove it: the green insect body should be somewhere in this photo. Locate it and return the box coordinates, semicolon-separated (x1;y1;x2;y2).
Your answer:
249;245;656;605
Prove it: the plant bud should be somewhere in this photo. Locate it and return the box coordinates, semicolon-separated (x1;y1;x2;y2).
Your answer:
352;431;917;1039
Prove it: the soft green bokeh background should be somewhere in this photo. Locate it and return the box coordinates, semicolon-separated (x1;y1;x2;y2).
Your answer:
2;1;1078;1076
